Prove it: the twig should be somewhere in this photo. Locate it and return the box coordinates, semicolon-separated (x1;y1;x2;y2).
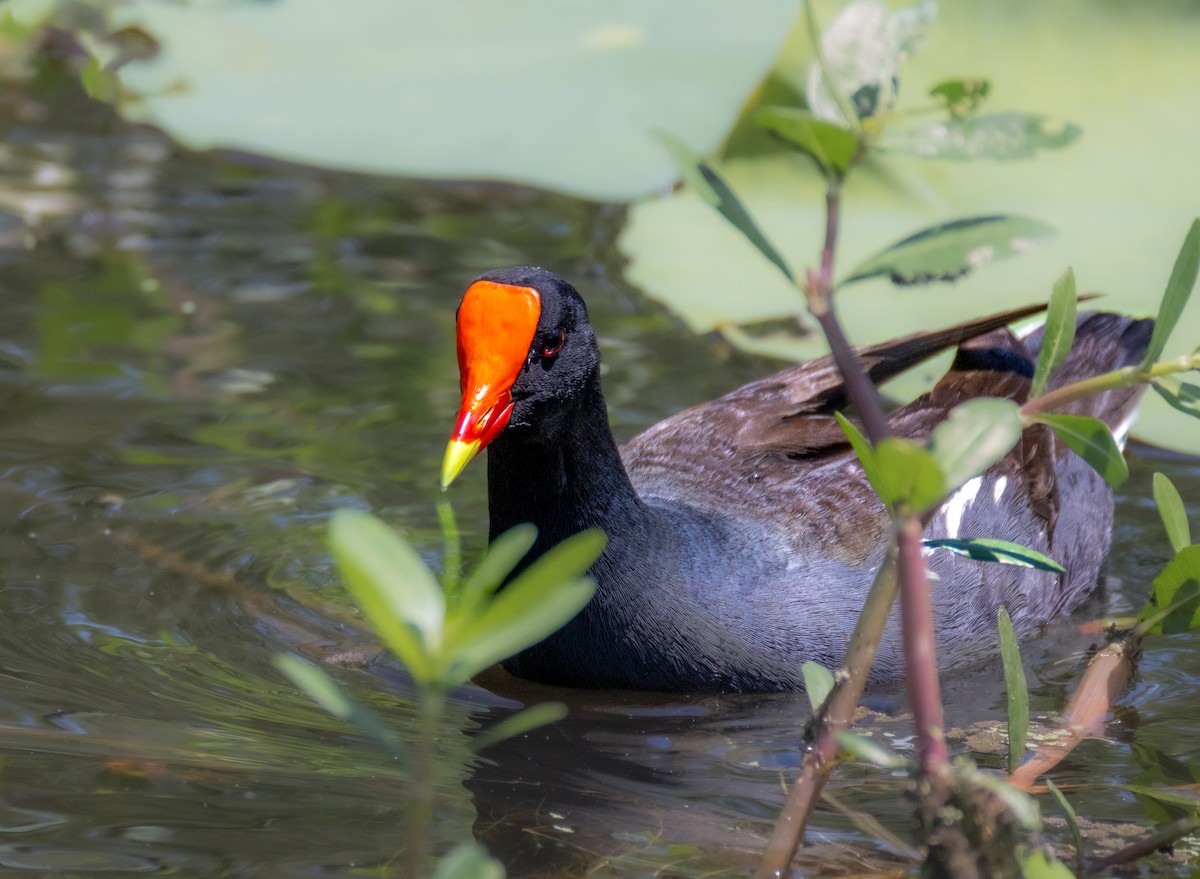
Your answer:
1085;815;1200;872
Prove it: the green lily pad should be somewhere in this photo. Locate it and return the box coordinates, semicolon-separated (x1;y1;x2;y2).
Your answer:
619;0;1200;453
110;0;799;200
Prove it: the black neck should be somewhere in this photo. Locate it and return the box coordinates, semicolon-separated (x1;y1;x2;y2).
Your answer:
485;374;643;554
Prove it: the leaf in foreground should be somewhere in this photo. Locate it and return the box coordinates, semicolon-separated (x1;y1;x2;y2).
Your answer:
657;130;795;283
433;842;505;879
927;397;1023;491
1152;375;1200;419
1138;545;1200;634
802;660;835;714
840;215;1055;287
924;538;1065;573
874;437;945;511
1019;848;1078;879
998;606;1029;774
1030;268;1078;398
328;509;444;684
470;702;568;753
1045;779;1086;873
1153;472;1191;554
1034;412;1129;488
834;731;907;768
1141;217;1200;368
755;106;858;179
929;77;991;117
883;113;1080;161
273;654;409;761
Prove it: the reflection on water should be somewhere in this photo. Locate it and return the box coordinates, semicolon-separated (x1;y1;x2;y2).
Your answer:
0;79;1197;877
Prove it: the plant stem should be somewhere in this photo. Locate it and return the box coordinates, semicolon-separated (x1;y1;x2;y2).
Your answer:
1019;353;1199;418
1086;815;1200;872
407;688;445;879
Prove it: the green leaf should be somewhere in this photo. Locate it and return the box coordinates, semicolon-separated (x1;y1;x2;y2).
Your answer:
327;510;444;684
470;702;568;753
1152;375;1200;419
929;77;991;117
1138;546;1200;634
1030;269;1078;398
1142;218;1200;368
841;215;1056;287
834;731;907;769
437;501;462;597
657;131;795;283
1034;413;1129;488
802;660;835;713
874;437;945;512
1045;780;1085;871
444;530;604;684
1118;784;1200;816
835;412;883;491
1153;473;1191;554
433;842;505;879
754;106;859;178
455;524;537;618
273;654;410;761
924;538;1064;573
928;397;1024;491
1019;848;1078;879
805;0;938;127
998;606;1029;774
884;113;1081;161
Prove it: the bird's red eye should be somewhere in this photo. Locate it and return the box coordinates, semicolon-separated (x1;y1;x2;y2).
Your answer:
541;329;565;358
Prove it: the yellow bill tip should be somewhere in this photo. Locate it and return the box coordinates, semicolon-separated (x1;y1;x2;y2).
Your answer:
441;438;481;490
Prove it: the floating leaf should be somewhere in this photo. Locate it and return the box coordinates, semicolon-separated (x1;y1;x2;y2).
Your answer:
874;437;945;511
929;77;991;117
1045;779;1085;872
998;606;1028;774
884;113;1081;161
1153;473;1191;554
1139;546;1200;635
1035;413;1129;488
805;0;937;127
658;131;795;283
110;0;799;201
1152;375;1200;419
328;509;443;684
433;842;505;879
924;538;1064;573
802;660;835;714
841;215;1055;287
755;106;859;178
1030;269;1078;398
470;702;568;753
834;731;907;769
273;654;409;761
1142;218;1200;368
928;397;1024;491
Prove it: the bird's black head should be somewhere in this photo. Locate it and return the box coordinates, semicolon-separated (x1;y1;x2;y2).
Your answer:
441;266;600;488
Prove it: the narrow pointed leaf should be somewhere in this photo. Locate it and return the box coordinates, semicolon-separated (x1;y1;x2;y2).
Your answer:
1019;849;1077;879
874;437;945;511
657;130;795;283
802;660;835;714
1030;269;1078;398
998;606;1028;774
835;412;882;491
928;397;1023;490
273;654;410;761
1153;472;1191;554
883;113;1080;161
470;702;568;753
754;106;858;178
841;215;1055;287
328;509;443;683
1035;413;1129;488
924;538;1064;573
1152;375;1200;419
1045;780;1086;872
457;523;537;616
1118;784;1200;815
1141;218;1200;368
1138;546;1200;634
834;731;907;768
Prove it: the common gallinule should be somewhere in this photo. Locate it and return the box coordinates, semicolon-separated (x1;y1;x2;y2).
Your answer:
442;267;1152;692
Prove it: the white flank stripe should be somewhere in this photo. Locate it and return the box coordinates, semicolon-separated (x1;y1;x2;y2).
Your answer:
943;476;984;539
